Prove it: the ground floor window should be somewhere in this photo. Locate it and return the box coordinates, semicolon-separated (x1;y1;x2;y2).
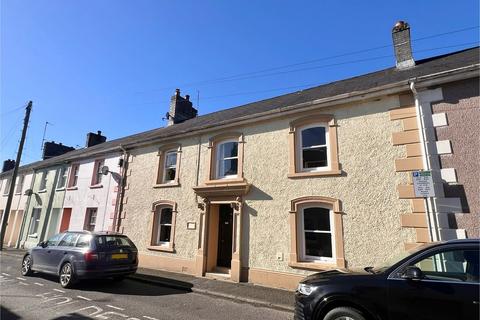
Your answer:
301;206;334;262
84;208;97;231
29;208;42;236
289;196;345;269
149;200;177;252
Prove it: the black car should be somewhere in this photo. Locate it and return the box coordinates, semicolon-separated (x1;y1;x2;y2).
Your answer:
295;239;479;320
21;231;138;288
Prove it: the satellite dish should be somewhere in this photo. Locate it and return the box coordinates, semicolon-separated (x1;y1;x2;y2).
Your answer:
101;165;110;175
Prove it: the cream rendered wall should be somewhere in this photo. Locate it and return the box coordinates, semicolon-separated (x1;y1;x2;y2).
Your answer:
123;95;415;276
64;155;121;232
123;136;204;269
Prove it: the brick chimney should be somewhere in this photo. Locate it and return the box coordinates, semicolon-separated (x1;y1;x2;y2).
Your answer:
86;130;107;147
392;21;415;70
167;89;198;126
42;141;75;160
2;159;15;173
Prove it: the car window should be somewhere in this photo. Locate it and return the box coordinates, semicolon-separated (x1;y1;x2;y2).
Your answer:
76;234;92;248
58;233;80;247
412;248;479;283
45;233;64;247
96;235;134;248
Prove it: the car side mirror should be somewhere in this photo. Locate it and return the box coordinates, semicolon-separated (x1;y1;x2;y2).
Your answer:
402;266;424;281
38;241;47;248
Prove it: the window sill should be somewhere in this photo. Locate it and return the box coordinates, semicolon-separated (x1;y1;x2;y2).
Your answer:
56;187;65;191
153;182;180;188
14;192;22;195
37;189;47;194
204;177;245;185
147;245;175;253
289;261;338;271
28;234;38;239
288;170;342;179
66;187;78;191
89;184;103;189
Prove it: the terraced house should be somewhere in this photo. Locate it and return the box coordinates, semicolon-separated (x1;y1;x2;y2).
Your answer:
1;23;478;291
116;25;479;289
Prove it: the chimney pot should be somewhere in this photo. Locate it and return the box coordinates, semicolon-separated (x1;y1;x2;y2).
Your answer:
97;130;102;135
175;89;180;96
185;95;190;101
167;88;198;126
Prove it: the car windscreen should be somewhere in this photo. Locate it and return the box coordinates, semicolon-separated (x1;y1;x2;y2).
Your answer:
95;235;135;248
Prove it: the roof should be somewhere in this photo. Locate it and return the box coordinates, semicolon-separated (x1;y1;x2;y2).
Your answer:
2;47;479;177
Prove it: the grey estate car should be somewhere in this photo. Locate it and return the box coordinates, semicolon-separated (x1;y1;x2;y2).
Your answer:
21;231;138;288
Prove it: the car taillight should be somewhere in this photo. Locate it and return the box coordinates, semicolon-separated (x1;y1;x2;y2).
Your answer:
84;251;98;262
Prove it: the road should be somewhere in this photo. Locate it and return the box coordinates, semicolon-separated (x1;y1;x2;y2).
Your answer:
0;253;292;320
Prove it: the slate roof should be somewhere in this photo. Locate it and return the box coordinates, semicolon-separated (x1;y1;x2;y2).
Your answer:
2;46;479;176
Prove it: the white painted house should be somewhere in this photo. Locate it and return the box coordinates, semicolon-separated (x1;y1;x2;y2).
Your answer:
62;154;122;233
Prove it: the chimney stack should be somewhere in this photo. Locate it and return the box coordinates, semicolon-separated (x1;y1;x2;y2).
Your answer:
42;141;75;160
2;159;15;173
167;89;198;126
86;130;107;147
392;21;415;70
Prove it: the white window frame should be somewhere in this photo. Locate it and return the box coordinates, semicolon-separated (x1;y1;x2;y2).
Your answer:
39;172;47;191
297;123;330;172
298;204;335;263
68;164;79;187
92;160;104;186
3;179;11;195
15;175;25;194
154;206;173;247
162;150;177;183
215;139;239;179
29;208;42;236
57;167;68;189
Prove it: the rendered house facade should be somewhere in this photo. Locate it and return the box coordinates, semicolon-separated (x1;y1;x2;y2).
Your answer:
0;169;34;248
117;44;479;288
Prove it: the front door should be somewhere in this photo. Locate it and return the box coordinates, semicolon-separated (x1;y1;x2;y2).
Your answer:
216;204;233;268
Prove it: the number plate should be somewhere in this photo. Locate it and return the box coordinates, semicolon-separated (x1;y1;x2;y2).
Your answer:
111;253;128;260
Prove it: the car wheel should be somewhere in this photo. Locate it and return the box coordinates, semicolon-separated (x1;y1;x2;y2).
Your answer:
323;307;366;320
21;255;33;276
59;262;76;288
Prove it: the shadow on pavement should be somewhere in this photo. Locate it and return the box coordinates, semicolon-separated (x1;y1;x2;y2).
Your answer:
28;272;191;297
51;313;93;320
0;306;22;320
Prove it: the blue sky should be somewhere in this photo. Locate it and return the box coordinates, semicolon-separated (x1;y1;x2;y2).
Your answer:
1;0;479;164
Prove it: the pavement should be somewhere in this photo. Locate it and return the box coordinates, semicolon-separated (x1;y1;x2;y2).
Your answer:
0;247;295;313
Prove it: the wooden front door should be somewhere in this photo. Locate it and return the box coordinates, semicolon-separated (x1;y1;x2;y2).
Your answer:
216;204;233;268
59;208;72;232
9;210;23;247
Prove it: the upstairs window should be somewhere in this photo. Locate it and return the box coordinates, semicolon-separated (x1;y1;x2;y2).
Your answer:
216;140;238;179
3;179;11;195
68;164;79;188
155;145;181;186
300;125;328;170
289;115;341;178
91;159;104;186
39;172;48;191
162;150;177;183
57;167;68;189
15;175;25;194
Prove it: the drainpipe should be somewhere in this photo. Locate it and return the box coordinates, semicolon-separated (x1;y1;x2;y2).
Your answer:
113;145;129;233
409;80;440;242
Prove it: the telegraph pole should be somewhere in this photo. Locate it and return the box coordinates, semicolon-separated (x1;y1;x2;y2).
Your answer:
0;101;32;250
